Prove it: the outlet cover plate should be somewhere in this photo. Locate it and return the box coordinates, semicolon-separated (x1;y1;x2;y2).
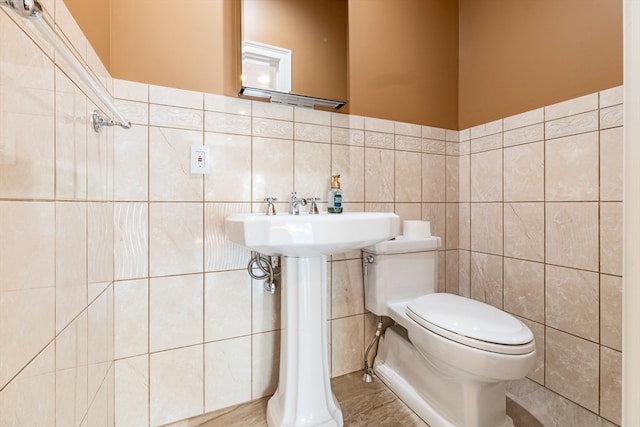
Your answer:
190;145;210;174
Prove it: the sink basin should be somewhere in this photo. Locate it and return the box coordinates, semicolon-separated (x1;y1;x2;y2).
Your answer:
226;212;400;257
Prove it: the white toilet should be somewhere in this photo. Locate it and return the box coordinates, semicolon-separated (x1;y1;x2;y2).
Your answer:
362;236;536;427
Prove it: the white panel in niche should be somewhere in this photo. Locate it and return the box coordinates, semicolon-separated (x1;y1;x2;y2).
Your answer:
242;40;292;93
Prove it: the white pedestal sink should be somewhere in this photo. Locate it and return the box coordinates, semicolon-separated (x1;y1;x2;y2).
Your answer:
226;212;400;427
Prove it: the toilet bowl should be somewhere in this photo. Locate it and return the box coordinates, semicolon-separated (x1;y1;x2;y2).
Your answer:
362;236;536;427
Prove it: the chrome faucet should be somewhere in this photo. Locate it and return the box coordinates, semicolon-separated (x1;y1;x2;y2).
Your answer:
288;192;307;215
307;197;320;214
264;197;277;215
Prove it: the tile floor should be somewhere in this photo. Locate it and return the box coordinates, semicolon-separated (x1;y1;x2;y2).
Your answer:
164;371;543;427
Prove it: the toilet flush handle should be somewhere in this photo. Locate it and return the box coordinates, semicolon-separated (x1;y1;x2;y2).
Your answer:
363;255;374;276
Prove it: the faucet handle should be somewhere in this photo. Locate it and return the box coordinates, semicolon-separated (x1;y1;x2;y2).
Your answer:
306;197;320;214
263;197;277;215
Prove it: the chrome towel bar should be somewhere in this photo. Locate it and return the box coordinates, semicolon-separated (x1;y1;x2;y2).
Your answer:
2;0;132;131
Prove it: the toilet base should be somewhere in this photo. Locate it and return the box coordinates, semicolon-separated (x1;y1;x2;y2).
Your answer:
373;326;514;427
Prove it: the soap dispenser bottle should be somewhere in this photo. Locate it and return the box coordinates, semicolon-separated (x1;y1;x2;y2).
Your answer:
328;174;343;213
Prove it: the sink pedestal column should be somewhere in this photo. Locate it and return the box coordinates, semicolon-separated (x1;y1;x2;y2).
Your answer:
267;256;343;427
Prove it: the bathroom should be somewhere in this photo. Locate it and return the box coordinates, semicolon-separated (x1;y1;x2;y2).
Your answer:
0;0;636;426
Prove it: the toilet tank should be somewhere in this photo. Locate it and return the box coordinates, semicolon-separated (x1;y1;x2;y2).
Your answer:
362;236;441;317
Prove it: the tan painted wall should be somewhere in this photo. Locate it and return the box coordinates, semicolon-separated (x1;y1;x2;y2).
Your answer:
347;0;459;129
63;0;110;69
109;0;239;97
459;0;622;129
243;0;348;101
64;0;622;130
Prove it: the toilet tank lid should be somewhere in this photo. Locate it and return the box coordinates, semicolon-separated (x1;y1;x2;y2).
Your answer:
407;293;534;347
362;236;441;254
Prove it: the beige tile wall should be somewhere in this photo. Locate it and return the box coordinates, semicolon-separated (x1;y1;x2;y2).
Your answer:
108;83;460;426
0;3;622;426
0;2;116;426
459;88;624;426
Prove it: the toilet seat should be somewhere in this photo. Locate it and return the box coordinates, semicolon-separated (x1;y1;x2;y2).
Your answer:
406;293;535;355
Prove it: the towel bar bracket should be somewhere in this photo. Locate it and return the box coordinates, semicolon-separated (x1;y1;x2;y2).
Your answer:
91;110;130;133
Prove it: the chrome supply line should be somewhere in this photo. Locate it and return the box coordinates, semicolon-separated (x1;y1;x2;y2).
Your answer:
2;0;132;131
247;251;280;294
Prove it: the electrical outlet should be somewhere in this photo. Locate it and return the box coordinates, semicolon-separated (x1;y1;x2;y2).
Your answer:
190;145;210;174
